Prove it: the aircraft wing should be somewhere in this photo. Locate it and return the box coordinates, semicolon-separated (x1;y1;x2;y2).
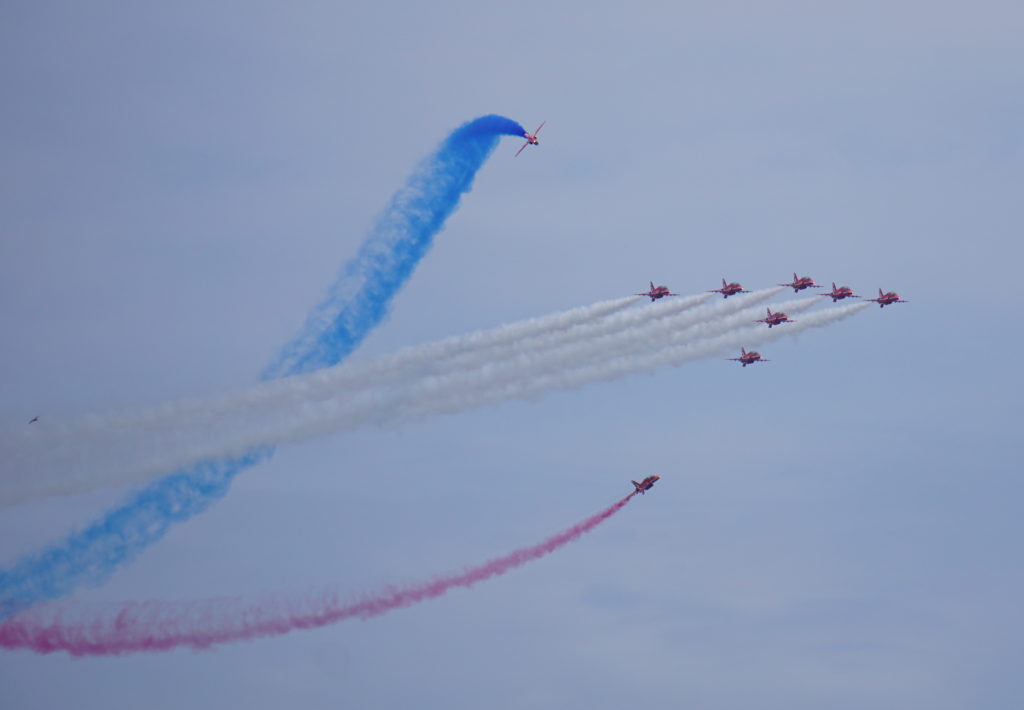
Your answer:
514;141;529;157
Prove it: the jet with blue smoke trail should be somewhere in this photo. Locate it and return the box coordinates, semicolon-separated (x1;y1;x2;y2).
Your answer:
0;114;526;622
263;114;528;379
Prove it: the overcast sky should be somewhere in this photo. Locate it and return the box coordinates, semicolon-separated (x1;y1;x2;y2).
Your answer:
2;1;1022;708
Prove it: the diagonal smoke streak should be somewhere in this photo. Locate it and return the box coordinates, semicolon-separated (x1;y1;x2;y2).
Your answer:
3;295;857;509
143;296;838;447
1;290;778;502
341;297;851;425
0;493;636;656
434;301;871;417
3;295;641;449
262;116;528;379
6;288;767;460
154;293;822;441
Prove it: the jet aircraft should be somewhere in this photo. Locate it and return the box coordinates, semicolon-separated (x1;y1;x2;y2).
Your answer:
636;281;678;301
779;272;820;292
728;347;768;367
755;308;793;328
866;288;907;308
514;121;546;157
819;282;859;302
631;475;661;495
708;278;750;298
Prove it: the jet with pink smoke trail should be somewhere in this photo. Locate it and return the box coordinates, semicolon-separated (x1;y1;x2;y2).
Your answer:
0;489;643;656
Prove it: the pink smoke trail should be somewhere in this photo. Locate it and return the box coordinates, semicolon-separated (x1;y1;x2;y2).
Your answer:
0;492;636;656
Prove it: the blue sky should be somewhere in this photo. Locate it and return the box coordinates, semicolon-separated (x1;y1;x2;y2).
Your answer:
1;1;1022;708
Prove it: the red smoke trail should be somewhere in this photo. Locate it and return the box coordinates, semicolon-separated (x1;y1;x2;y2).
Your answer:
0;492;636;656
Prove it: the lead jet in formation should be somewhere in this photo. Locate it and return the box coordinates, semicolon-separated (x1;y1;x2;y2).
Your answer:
631;475;661;495
865;288;907;308
636;281;678;302
779;272;820;292
755;308;793;328
727;347;768;367
514;121;546;157
707;278;750;298
819;282;859;302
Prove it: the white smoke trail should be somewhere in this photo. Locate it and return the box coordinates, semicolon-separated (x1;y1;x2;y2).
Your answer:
0;296;862;507
8;296;642;444
115;296;830;459
409;301;870;419
256;296;833;434
0;291;745;490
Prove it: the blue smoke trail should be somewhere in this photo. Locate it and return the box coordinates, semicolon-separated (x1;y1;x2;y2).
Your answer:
263;114;526;378
0;115;526;621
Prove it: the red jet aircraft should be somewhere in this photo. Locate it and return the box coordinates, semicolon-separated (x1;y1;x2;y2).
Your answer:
728;347;768;367
708;278;750;298
755;308;793;328
779;272;820;292
866;288;907;308
514;121;546;157
631;475;661;495
636;281;678;301
819;282;859;302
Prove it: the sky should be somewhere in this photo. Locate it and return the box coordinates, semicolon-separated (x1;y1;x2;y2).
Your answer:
1;1;1022;708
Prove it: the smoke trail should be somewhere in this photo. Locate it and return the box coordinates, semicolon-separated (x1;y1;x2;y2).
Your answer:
158;297;848;441
469;301;871;407
0;493;636;656
0;115;525;621
3;295;641;473
369;297;851;424
1;290;772;504
263;114;527;379
2;293;849;509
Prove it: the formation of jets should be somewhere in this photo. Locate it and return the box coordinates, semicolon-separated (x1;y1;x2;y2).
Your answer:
629;273;905;369
636;274;904;314
517;124;911;494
